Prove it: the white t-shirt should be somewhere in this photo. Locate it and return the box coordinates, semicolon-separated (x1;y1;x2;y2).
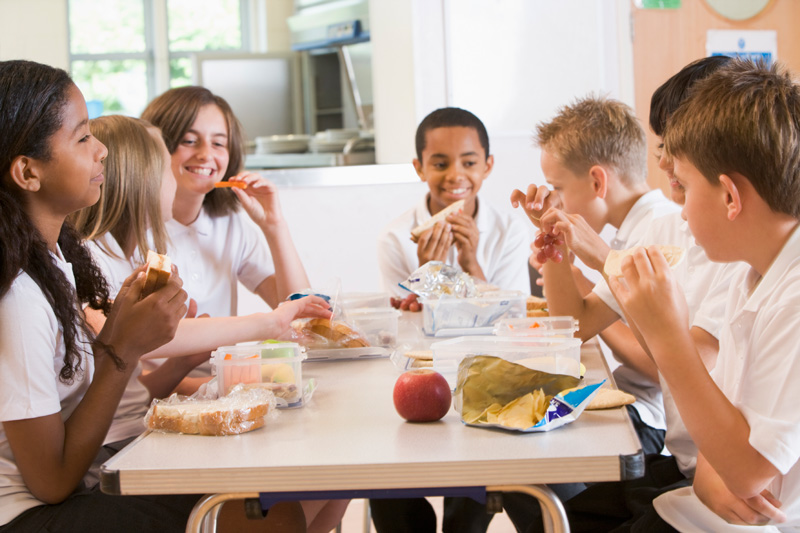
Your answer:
655;225;800;531
165;208;276;317
86;239;151;445
376;196;531;296
634;212;747;476
0;250;95;527
591;189;680;431
147;208;276;376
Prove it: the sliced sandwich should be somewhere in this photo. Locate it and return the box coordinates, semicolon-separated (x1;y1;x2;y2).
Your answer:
410;199;465;243
604;245;685;278
141;250;171;298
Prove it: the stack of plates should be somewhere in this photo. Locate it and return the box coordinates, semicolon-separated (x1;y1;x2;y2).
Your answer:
255;134;310;154
309;129;361;153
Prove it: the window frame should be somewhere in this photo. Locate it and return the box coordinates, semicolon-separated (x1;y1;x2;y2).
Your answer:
67;0;253;109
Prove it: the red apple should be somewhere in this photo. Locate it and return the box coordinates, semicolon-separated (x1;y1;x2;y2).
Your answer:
393;369;452;422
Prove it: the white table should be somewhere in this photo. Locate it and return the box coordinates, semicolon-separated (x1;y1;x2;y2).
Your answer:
101;339;643;533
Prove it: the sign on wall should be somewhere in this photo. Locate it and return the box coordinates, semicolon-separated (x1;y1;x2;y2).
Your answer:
706;29;777;64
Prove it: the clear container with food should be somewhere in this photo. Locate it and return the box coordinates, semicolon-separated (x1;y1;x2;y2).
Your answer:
431;335;582;387
211;342;305;408
493;317;579;338
344;307;401;347
340;291;391;310
421;290;527;336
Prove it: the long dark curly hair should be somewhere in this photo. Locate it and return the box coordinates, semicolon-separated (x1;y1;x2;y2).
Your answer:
0;60;112;383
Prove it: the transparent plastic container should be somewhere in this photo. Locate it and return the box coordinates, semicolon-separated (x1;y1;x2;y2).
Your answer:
493;317;579;338
344;307;401;347
431;335;582;387
340;291;391;310
421;290;526;336
211;342;305;408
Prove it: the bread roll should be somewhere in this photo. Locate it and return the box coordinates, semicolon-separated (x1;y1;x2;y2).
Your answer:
604;245;685;278
410;199;465;243
141;250;171;297
298;318;370;348
147;390;272;436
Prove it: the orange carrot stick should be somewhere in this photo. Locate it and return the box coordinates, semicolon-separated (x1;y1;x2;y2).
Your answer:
214;181;247;189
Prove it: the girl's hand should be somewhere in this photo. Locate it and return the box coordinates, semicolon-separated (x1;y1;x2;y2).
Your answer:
271;295;332;332
97;264;188;366
510;184;561;228
228;172;285;229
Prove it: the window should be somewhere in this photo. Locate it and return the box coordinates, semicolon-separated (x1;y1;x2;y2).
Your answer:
68;0;249;117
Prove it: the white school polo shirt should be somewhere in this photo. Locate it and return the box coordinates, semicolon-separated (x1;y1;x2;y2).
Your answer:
152;208;275;377
166;207;276;317
376;195;531;296
634;212;747;477
86;239;151;445
0;249;95;527
655;225;800;531
591;189;680;432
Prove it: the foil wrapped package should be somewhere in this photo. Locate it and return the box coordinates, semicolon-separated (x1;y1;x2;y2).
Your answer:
399;261;478;299
454;355;603;433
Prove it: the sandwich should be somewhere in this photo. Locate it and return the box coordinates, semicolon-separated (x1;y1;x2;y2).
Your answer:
292;318;370;349
410;199;465;243
526;295;549;317
141;250;171;298
604;245;685;278
147;388;273;436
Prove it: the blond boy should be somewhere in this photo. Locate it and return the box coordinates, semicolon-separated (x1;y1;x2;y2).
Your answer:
513;96;678;452
612;60;800;530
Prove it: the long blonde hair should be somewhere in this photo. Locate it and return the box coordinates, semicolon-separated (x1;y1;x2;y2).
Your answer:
70;115;170;259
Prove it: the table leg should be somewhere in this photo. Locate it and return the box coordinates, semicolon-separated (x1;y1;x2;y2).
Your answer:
486;484;570;533
186;492;259;533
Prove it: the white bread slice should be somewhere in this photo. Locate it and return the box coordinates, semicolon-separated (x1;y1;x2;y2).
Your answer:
141;250;171;298
147;393;271;436
604;245;685;278
410;199;465;243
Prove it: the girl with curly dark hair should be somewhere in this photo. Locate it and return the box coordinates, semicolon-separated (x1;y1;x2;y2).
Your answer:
0;60;197;532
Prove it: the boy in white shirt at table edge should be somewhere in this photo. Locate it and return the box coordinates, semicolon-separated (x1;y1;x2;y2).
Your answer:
610;59;800;531
376;107;530;311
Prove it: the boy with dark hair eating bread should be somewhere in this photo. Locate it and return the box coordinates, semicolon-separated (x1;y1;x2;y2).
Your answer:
611;59;800;531
377;107;529;311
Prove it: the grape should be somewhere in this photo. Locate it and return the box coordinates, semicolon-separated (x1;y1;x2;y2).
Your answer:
536;250;547;264
543;233;554;245
534;233;546;248
543;244;558;258
551;249;564;263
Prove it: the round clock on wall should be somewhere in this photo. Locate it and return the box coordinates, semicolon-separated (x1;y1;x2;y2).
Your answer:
704;0;772;21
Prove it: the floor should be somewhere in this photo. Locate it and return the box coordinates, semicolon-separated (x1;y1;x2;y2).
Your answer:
336;497;519;532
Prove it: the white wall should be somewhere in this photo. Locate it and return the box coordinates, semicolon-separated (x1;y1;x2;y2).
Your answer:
0;0;69;68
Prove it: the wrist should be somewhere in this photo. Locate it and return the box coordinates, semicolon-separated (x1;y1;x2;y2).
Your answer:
92;339;130;373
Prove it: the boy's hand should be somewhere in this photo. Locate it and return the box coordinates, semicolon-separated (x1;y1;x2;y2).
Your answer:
417;220;453;265
228;172;285;229
448;211;483;278
694;456;786;525
540;208;610;272
607;246;688;340
510;184;561;228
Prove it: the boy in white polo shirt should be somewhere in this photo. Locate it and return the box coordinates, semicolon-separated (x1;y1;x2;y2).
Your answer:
512;95;678;454
377;107;530;307
612;59;800;530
